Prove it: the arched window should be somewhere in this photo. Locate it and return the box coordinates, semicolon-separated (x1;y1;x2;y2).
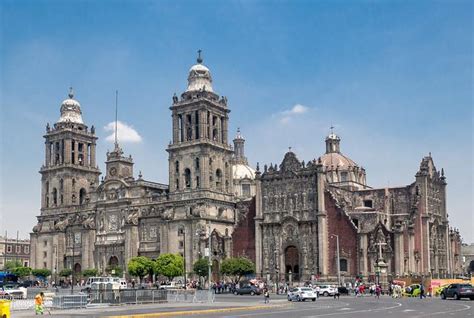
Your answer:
175;161;180;174
212;129;218;141
216;169;222;189
72;178;76;189
45;182;50;207
340;259;348;272
184;168;191;188
195;158;200;170
60;179;64;191
52;188;58;206
196;176;200;188
79;188;86;205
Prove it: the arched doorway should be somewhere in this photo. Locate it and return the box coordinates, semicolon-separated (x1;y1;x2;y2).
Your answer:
285;246;299;281
74;263;82;284
109;256;119;267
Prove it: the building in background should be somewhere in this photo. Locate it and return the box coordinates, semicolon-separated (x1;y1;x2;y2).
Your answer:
0;235;30;269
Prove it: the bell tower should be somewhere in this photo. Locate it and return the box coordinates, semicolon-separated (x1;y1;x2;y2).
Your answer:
167;52;234;198
40;88;101;211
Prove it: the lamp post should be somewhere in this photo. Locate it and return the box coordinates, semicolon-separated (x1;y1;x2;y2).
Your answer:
208;224;212;292
331;234;341;286
179;226;187;289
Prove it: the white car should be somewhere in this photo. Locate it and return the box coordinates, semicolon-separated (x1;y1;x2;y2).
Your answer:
287;287;317;301
0;285;27;299
317;285;337;297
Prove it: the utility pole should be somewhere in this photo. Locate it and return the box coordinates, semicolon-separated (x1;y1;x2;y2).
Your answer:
183;227;187;289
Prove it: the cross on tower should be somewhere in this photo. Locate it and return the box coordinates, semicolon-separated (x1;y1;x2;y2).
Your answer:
197;49;203;64
374;242;387;262
330;125;334;134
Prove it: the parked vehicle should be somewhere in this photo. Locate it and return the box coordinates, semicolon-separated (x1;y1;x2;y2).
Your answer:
19;280;39;288
233;285;261;296
403;284;421;297
317;285;337;297
0;284;27;299
288;287;317;301
83;277;127;291
440;284;474;300
337;286;349;295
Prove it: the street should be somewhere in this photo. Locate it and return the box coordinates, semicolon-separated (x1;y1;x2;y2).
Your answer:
13;294;474;318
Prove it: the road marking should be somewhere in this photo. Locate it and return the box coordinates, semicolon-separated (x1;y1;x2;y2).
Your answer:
107;304;290;318
339;308;351;311
409;301;471;317
404;309;415;312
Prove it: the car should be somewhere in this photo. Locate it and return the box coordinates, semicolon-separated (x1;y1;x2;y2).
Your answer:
403;284;421;297
317;285;337;297
0;284;27;299
337;286;349;295
233;285;261;296
440;284;474;300
434;284;450;297
19;280;39;288
287;287;317;302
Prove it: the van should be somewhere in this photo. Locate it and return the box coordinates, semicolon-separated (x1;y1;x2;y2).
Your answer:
84;277;127;291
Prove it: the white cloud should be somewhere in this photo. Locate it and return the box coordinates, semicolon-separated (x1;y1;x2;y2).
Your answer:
278;104;310;124
104;121;143;143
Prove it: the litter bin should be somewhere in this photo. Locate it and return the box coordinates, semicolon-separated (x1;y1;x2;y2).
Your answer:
0;299;11;318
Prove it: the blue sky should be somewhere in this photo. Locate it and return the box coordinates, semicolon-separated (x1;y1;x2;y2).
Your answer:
1;0;472;242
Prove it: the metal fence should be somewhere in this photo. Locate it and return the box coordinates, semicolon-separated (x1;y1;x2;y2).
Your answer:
4;289;215;311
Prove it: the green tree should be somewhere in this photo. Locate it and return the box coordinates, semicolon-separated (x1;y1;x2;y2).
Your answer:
128;256;154;282
193;258;209;279
82;268;98;277
155;253;183;281
4;260;22;271
31;268;52;280
220;257;255;283
106;265;123;277
59;268;73;277
11;266;31;279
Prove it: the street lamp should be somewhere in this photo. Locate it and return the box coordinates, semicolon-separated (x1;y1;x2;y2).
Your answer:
196;223;212;292
179;226;187;289
330;234;341;286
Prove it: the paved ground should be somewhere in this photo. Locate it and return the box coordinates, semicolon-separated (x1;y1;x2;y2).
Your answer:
12;294;474;318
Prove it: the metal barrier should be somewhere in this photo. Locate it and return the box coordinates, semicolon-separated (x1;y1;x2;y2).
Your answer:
52;294;88;309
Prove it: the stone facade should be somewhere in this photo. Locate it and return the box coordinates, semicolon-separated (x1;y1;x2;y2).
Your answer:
30;56;254;280
256;134;464;283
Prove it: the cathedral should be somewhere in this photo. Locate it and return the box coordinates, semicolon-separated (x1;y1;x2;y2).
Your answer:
30;54;463;284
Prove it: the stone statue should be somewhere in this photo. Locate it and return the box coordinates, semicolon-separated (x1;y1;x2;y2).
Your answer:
82;215;96;229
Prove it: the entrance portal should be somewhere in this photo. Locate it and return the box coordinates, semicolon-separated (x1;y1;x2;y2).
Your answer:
74;263;82;284
285;246;299;281
212;259;220;282
109;256;119;267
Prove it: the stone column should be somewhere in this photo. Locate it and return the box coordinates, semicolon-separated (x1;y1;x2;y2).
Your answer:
222;117;228;145
90;143;96;168
172;114;179;143
316;172;328;276
200;111;206;139
408;227;415;272
83;143;89;166
64;139;72;164
360;234;368;277
394;230;404;276
45;142;51;167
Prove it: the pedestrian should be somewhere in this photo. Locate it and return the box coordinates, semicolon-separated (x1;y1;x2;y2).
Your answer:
264;288;270;304
419;284;425;299
333;287;340;300
375;285;381;299
34;291;45;315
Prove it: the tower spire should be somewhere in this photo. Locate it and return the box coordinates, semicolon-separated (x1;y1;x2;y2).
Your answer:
68;86;74;99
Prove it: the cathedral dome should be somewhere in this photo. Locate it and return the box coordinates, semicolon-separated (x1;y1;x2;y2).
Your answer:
233;163;256;180
58;88;84;124
186;51;214;93
318;152;358;169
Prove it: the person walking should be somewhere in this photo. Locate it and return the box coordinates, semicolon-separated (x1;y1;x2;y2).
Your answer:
419;284;425;299
34;292;45;315
263;288;270;304
333;287;340;300
375;285;381;299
